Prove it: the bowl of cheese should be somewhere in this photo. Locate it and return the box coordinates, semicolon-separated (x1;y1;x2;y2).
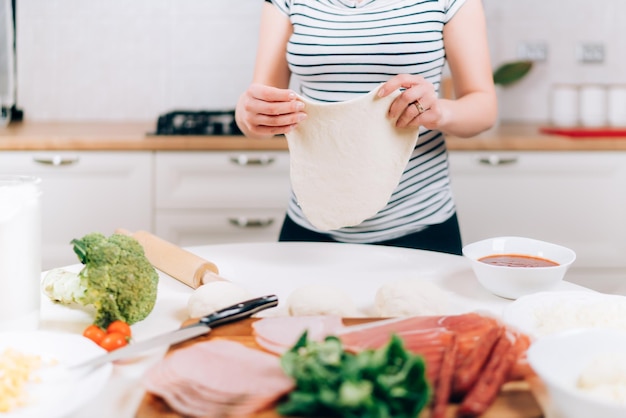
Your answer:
527;328;626;418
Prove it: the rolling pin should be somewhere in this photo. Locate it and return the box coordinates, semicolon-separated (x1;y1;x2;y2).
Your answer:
115;229;224;289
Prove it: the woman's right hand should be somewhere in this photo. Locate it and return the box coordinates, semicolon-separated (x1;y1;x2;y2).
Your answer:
236;83;307;138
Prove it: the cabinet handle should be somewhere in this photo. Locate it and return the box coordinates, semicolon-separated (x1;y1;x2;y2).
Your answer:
33;155;80;166
229;155;275;166
228;217;275;228
477;155;518;166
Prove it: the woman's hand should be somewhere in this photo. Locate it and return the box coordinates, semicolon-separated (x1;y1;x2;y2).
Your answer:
236;83;307;139
377;74;446;131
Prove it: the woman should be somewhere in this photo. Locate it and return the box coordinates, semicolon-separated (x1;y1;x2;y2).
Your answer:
235;0;496;255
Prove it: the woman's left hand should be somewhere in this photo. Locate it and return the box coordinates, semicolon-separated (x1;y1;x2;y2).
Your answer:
377;74;444;130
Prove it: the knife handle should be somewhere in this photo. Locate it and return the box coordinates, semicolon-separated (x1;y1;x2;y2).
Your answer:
198;294;279;328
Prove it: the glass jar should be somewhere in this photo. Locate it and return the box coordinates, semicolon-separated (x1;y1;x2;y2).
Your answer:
579;84;607;127
550;84;579;127
608;84;626;127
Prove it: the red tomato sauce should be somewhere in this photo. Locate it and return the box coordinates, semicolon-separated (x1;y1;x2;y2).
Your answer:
478;254;559;268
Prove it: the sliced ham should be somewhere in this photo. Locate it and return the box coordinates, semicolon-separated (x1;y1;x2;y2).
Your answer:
338;315;444;346
251;315;345;354
142;339;294;417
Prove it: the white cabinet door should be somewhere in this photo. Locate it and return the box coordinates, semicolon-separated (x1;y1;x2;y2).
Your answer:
155;208;285;247
155;151;290;246
448;151;626;269
0;151;153;269
155;151;290;209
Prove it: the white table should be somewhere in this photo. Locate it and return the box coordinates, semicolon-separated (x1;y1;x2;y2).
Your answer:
39;242;586;418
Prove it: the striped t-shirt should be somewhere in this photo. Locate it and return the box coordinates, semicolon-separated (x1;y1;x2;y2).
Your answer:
270;0;467;243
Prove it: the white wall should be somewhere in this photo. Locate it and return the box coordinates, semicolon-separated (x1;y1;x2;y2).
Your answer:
15;0;262;121
14;0;626;123
484;0;626;123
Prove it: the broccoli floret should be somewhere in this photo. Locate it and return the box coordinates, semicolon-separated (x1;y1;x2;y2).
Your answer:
44;232;159;328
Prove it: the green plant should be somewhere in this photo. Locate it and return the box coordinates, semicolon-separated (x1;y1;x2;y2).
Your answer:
493;60;533;87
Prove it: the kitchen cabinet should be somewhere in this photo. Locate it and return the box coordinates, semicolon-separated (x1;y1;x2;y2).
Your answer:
448;151;626;287
154;151;291;246
0;151;153;270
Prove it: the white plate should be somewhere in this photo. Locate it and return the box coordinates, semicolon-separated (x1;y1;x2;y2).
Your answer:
0;331;112;418
502;290;626;338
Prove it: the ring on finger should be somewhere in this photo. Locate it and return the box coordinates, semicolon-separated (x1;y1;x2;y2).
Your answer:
412;100;426;115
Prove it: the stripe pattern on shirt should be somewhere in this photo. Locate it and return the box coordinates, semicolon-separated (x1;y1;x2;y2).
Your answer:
271;0;466;243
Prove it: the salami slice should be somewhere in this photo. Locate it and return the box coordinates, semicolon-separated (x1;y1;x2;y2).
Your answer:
336;312;528;417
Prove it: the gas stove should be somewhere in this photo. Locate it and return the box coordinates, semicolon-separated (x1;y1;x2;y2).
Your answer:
152;110;243;136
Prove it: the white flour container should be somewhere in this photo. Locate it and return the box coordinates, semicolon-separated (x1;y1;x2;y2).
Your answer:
0;175;42;331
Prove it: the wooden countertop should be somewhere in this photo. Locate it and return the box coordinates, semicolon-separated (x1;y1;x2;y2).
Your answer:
2;121;626;151
0;122;288;151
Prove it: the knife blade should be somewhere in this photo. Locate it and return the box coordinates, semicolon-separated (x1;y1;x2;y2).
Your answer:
71;294;278;371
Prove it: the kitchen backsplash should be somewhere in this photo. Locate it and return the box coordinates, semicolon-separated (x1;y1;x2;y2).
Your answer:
14;0;626;123
483;0;626;123
15;0;262;121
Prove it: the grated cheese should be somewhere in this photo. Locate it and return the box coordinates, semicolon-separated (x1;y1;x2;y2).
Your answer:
578;353;626;405
0;348;43;412
533;298;626;337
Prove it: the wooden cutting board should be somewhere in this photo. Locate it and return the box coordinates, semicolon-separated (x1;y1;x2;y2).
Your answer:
134;318;544;418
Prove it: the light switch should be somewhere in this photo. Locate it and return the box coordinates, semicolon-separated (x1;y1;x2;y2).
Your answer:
577;43;605;64
517;41;548;62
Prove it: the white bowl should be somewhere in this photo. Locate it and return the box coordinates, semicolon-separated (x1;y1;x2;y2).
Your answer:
462;236;576;299
527;328;626;418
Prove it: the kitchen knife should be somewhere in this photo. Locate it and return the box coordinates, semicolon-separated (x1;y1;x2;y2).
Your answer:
71;294;278;371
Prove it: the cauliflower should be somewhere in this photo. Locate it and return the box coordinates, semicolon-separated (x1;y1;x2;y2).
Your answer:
42;232;159;328
41;268;85;304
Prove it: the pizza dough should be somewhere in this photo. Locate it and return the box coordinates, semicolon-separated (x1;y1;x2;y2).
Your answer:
287;284;362;317
286;86;420;231
187;281;252;318
374;279;453;317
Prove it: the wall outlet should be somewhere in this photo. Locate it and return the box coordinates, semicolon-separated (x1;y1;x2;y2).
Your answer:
577;43;605;63
517;41;548;62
